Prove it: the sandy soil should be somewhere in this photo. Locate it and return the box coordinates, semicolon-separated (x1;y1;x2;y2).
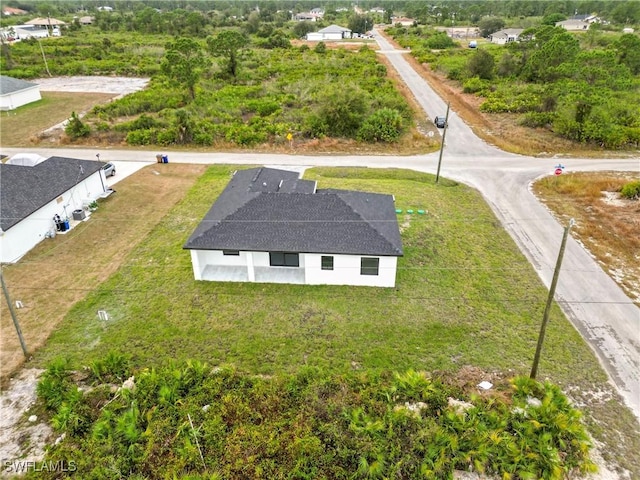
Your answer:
34;76;149;95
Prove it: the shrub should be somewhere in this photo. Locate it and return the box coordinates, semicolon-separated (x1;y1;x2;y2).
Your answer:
620;181;640;199
462;77;490;94
520;112;556;128
357;108;404;142
314;42;326;54
65;112;91;139
425;32;456;50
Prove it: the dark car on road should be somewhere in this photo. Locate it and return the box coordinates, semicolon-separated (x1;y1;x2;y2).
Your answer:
434;116;447;128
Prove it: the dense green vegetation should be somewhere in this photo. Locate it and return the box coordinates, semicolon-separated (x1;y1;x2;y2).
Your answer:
2;27;412;146
31;356;596;479
88;43;411;146
389;24;640;149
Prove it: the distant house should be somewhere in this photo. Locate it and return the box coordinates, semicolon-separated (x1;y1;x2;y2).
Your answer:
0;76;41;111
556;19;590;31
489;28;523;44
306;24;352;41
184;168;403;287
2;6;28;16
392;17;416;27
570;13;600;23
25;17;66;27
77;16;94;25
294;12;320;22
0;157;111;263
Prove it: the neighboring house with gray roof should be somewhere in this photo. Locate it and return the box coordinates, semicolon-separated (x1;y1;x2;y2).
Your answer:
0;156;110;263
556;19;590;31
184;167;403;287
0;76;41;110
489;28;524;45
306;24;352;41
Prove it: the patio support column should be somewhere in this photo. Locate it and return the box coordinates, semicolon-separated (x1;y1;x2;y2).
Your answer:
247;252;255;282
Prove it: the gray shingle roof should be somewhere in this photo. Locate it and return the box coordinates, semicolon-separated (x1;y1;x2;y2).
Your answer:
184;168;403;256
318;24;351;33
0;76;39;95
0;156;104;231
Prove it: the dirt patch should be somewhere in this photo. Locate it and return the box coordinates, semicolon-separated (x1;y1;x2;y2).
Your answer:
0;164;207;386
34;76;149;95
0;369;52;476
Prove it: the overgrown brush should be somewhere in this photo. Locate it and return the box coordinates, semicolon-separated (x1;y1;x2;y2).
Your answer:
31;357;596;479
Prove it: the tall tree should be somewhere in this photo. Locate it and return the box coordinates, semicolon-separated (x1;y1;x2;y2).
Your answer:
468;49;495;80
207;30;248;79
161;37;208;100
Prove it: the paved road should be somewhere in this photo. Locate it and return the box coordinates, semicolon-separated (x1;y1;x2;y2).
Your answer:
2;34;639;420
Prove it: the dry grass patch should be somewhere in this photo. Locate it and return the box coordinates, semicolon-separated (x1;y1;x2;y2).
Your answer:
533;172;640;304
0;92;115;147
0;163;206;386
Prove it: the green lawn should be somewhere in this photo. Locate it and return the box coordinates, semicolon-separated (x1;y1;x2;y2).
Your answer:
32;166;604;388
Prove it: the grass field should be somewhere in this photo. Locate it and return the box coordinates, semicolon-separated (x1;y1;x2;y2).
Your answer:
29;166;601;386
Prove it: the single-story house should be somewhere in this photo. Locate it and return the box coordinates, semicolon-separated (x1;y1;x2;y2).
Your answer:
1;24;50;40
184;167;403;287
306;24;352;41
570;14;601;23
0;76;41;111
294;12;320;22
2;7;28;16
556;19;590;31
0;156;111;263
392;17;416;27
25;17;66;27
489;28;523;44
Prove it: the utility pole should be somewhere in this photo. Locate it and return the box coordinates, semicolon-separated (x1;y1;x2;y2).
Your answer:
435;102;450;184
0;270;29;357
530;219;575;380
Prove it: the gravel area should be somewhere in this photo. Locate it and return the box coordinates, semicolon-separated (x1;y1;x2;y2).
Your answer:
34;76;149;94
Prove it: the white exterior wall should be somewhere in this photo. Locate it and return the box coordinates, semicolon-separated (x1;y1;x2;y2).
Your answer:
190;249;249;280
306;32;324;41
191;250;398;287
0;85;41;111
0;172;106;263
304;253;397;287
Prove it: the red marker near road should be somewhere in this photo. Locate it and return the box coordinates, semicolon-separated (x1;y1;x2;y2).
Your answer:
554;168;563;176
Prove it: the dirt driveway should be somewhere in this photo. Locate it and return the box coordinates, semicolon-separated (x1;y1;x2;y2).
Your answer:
34;76;149;94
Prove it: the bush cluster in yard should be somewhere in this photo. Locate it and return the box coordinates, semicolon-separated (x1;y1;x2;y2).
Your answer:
32;356;596;479
620;180;640;199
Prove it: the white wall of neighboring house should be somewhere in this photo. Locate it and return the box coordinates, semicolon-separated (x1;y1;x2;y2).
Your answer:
0;85;41;111
0;171;107;263
190;250;398;287
306;31;344;41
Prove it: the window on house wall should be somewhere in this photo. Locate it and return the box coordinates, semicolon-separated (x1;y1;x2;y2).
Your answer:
360;257;379;276
321;256;334;270
269;252;299;267
223;250;240;256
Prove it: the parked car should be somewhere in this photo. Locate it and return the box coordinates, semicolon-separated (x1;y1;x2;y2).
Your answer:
102;162;116;177
434;116;447;128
